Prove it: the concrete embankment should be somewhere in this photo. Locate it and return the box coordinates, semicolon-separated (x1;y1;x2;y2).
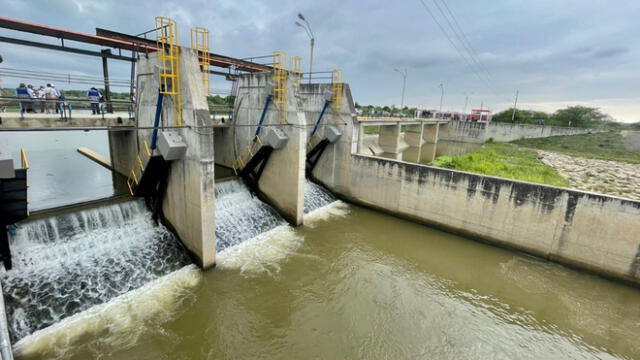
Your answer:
308;86;640;286
316;154;640;286
439;121;595;143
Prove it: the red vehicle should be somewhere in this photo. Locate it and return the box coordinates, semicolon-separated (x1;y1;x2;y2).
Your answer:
466;109;492;123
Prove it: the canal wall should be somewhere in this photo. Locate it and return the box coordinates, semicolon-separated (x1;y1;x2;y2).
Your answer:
439;121;594;143
311;88;640;286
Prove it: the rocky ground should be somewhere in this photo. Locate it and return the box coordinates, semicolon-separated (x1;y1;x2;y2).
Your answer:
538;150;640;200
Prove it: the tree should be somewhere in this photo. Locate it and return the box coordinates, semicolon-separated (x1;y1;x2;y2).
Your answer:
550;106;608;128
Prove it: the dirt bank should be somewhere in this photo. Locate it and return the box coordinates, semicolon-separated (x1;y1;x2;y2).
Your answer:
538;150;640;200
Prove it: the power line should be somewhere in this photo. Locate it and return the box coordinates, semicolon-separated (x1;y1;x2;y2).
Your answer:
416;0;494;97
437;0;496;87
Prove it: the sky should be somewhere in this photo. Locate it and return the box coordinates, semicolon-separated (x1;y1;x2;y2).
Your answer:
0;0;638;122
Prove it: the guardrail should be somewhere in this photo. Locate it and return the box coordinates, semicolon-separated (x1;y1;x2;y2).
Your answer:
0;96;134;121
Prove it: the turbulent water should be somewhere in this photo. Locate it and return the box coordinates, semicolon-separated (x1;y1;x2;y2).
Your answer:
0;200;191;342
304;180;337;214
215;180;286;252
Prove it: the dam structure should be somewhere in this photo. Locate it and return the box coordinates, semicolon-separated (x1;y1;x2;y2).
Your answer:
0;15;639;359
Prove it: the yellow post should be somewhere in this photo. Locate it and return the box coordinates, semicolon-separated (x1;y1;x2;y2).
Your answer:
190;27;211;94
156;16;183;126
289;56;302;86
332;69;343;110
273;51;287;124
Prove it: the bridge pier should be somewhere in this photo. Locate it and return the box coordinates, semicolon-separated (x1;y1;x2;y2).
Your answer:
403;124;425;148
378;123;409;153
423;123;440;144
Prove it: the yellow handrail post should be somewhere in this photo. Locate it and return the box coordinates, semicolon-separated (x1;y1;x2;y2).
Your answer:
190;27;211;95
20;148;29;169
156;16;183;126
332;69;343;110
273;51;287;125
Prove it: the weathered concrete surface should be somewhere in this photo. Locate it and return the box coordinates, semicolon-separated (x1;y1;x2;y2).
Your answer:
136;49;216;269
311;86;640;286
216;72;305;225
107;130;137;176
378;124;409;153
0;113;134;129
423;123;439;144
439;121;594;143
404;125;425;147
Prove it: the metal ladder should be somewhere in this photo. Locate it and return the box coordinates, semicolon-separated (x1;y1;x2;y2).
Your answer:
156;16;183;126
126;140;152;195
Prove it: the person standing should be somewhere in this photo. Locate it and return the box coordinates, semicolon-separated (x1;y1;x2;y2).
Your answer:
36;85;46;113
15;83;30;115
87;87;102;115
44;83;59;114
25;84;36;113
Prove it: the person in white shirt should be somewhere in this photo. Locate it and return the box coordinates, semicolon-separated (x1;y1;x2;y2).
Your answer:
43;83;59;114
36;85;46;113
26;85;36;113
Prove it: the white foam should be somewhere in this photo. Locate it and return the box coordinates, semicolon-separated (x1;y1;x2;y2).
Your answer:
12;265;201;359
303;200;350;227
216;225;304;276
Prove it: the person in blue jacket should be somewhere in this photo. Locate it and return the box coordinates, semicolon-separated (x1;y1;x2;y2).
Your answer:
87;87;103;115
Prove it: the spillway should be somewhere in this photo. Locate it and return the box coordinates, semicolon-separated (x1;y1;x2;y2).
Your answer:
215;180;287;252
304;180;338;214
0;201;191;343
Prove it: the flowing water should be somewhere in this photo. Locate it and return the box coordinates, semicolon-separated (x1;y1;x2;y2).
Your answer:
215;180;286;252
0;201;191;343
304;180;338;214
13;203;640;360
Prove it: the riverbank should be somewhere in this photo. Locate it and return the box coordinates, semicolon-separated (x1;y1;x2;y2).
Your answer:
432;142;567;186
512;131;640;164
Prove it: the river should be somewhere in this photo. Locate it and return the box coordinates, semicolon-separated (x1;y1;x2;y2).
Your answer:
2;132;639;360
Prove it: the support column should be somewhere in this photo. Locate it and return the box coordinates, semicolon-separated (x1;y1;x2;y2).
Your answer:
423;123;440;144
378;123;409;153
404;124;425;147
101;49;113;113
108;130;137;176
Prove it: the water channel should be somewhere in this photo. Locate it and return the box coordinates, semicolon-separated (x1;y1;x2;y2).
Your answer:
1;132;639;360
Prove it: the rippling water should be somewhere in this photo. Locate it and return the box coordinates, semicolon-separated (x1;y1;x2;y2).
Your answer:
18;204;639;360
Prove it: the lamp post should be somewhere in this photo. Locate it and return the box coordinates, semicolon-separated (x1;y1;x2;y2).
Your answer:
394;68;407;109
463;91;473;114
295;13;315;84
438;83;444;118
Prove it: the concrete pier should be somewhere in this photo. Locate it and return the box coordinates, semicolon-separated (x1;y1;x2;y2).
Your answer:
423;123;439;144
403;125;425;147
133;49;216;268
215;72;306;225
378;124;409;153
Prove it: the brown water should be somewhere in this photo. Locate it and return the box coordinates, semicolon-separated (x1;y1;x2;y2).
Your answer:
15;204;640;360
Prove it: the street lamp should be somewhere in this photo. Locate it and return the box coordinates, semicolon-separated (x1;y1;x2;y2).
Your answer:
295;13;315;84
394;68;407;109
463;91;474;114
438;83;444;118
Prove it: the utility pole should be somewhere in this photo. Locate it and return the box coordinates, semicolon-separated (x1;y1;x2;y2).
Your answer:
463;92;473;115
438;83;444;118
510;90;519;123
296;13;315;84
394;68;407;109
101;49;113;113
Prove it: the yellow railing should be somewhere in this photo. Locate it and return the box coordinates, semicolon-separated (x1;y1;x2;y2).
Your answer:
273;51;287;125
289;56;302;86
20;148;29;169
190;26;210;94
332;69;343;110
156;16;183;126
232;136;263;173
126;140;152;195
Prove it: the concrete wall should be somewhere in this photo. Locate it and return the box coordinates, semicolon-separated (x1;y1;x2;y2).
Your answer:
312;85;640;286
135;49;216;269
439;121;595;143
215;72;305;225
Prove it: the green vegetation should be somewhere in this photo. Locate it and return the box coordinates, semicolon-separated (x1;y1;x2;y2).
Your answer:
513;131;640;164
355;103;417;117
433;142;568;186
492;105;624;129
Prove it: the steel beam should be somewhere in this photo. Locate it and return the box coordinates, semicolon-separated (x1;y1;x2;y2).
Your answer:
0;36;134;61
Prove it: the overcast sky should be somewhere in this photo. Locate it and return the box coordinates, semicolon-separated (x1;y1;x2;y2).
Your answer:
1;0;638;122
